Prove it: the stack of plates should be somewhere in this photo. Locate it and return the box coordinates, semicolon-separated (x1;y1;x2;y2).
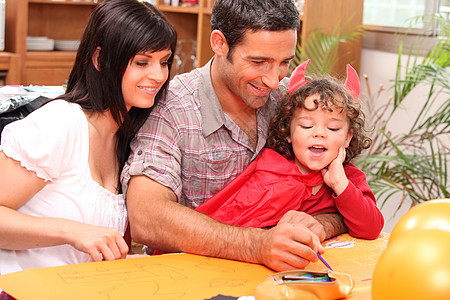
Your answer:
54;40;80;51
26;36;55;51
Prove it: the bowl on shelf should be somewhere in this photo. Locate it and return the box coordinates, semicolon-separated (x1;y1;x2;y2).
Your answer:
54;40;80;51
26;36;55;51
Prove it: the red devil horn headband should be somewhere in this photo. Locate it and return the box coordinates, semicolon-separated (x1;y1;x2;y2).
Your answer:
288;59;360;101
344;64;360;101
288;59;311;95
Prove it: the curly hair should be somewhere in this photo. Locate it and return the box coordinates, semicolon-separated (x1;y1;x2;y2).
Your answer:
266;76;372;164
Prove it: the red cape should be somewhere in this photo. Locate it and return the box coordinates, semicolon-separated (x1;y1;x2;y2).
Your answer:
195;149;323;228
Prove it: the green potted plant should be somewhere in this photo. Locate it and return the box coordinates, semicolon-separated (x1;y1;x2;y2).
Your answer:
355;15;449;208
291;18;364;76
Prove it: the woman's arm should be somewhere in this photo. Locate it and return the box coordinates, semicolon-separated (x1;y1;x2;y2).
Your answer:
0;152;128;261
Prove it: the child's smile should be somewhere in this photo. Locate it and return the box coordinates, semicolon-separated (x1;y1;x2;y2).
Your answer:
287;94;353;174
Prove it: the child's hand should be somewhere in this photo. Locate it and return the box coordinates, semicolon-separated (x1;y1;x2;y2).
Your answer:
321;146;349;195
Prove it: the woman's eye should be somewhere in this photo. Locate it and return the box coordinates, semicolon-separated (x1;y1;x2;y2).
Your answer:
161;61;170;67
135;61;148;67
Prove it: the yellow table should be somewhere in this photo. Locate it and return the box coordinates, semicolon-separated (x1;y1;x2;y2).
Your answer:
0;233;389;299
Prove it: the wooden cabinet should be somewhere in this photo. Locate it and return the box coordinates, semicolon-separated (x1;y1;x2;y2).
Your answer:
0;52;20;85
301;0;364;77
155;0;214;76
3;0;362;85
156;0;363;78
4;0;212;85
5;0;98;85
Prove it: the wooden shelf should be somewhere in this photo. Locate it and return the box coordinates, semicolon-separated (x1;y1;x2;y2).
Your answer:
203;8;212;15
156;0;362;78
5;0;99;85
4;0;362;85
0;52;13;70
158;5;199;14
29;0;98;5
0;52;21;84
26;51;77;68
156;0;213;77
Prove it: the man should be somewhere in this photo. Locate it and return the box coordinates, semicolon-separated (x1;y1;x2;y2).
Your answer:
122;0;347;271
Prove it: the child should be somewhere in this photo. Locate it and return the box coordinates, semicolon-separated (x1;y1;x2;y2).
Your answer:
0;0;177;276
196;60;384;240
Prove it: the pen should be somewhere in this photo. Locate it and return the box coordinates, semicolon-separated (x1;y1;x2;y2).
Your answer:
317;253;333;271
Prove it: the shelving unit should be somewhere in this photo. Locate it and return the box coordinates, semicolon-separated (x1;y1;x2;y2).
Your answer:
156;0;363;78
0;52;20;85
155;0;214;76
3;0;362;85
4;0;98;85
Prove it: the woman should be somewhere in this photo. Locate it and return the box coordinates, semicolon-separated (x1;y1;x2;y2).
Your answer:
0;0;176;276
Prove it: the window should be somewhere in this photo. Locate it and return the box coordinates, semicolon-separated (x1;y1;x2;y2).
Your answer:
362;0;449;52
364;0;431;30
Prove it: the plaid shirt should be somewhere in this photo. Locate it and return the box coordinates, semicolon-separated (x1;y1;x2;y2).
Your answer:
121;60;288;208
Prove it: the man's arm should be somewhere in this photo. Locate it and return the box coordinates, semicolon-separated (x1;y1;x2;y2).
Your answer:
277;211;347;242
313;213;347;240
127;175;324;271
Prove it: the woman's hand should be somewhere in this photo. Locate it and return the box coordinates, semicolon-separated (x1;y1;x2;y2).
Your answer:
67;223;129;261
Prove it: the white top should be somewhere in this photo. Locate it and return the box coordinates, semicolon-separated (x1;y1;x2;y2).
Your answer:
0;100;127;275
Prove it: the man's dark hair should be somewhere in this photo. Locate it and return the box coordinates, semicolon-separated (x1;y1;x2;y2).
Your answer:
211;0;300;60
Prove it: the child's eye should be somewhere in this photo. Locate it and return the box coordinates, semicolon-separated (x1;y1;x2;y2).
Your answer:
300;125;312;129
328;127;340;131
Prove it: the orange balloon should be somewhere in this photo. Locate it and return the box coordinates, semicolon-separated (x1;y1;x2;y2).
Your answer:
372;229;450;300
389;199;450;243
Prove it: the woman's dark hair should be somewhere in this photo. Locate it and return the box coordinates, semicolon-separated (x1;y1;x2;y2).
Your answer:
56;0;177;192
267;76;372;164
211;0;300;61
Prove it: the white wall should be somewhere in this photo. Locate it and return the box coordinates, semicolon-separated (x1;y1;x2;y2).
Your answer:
359;48;415;232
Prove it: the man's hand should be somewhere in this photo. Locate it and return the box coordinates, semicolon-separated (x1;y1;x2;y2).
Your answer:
258;222;324;271
278;210;327;241
313;213;347;240
278;210;348;242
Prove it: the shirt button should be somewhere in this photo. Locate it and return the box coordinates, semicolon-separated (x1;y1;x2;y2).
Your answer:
137;150;143;155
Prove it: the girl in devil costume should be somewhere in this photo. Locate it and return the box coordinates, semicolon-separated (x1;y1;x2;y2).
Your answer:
196;60;384;240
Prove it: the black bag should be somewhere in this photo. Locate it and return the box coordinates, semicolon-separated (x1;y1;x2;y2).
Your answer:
0;96;49;140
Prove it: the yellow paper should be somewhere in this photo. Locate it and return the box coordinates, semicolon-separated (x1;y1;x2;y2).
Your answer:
0;253;274;300
0;233;389;300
